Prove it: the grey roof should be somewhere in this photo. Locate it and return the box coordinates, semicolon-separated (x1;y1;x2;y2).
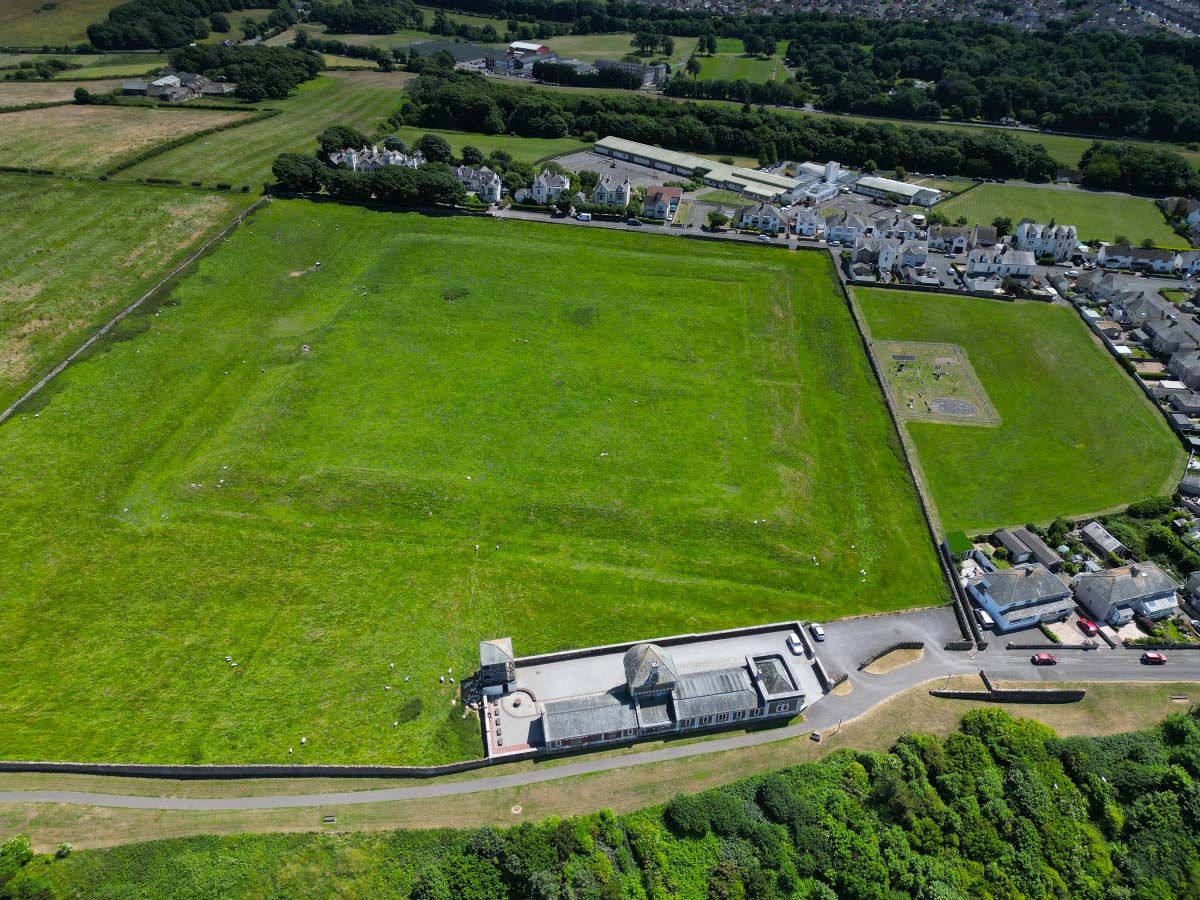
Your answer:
1012;527;1063;568
1075;562;1180;608
635;694;673;727
479;637;513;667
1083;521;1126;554
929;224;966;240
1170;391;1200;411
541;690;637;742
1144;316;1200;347
970;564;1069;611
672;667;759;719
623;643;678;693
995;528;1032;558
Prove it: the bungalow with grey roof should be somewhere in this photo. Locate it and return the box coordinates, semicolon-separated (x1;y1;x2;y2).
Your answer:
1109;292;1171;326
1074;561;1180;626
1169;351;1200;390
1144;316;1200;355
1099;244;1181;273
966;564;1073;632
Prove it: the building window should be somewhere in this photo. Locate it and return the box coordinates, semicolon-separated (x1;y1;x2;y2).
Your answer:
700;715;713;725
681;718;694;728
717;713;728;723
750;708;763;717
733;710;746;720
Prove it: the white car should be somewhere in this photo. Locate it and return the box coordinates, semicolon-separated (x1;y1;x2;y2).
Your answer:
758;234;772;242
1066;270;1080;277
809;622;826;641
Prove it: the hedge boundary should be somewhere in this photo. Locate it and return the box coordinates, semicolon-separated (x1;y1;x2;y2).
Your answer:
857;640;924;671
100;107;280;178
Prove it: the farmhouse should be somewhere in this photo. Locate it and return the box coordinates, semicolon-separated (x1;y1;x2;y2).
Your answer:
591;173;632;208
593;137;803;201
852;175;940;207
643;185;681;219
478;624;819;758
966;564;1072;632
1074;562;1180;626
1014;219;1079;262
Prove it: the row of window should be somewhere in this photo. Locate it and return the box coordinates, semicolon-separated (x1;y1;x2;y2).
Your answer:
547;702;798;749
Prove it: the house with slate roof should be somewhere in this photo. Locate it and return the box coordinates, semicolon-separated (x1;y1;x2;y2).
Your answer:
1074;562;1180;626
1014;219;1078;261
966;564;1072;632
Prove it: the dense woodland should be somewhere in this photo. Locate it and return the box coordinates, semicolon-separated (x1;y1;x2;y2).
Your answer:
86;0;295;50
4;709;1200;897
166;44;322;99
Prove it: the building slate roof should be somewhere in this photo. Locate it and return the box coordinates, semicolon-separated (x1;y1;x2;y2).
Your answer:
541;690;637;742
1012;527;1063;568
1083;521;1126;554
1074;562;1179;607
479;637;514;667
672;667;759;719
970;564;1069;611
623;643;678;693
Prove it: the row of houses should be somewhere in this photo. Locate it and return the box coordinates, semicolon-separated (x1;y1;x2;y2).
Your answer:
512;169;634;208
1097;244;1200;275
329;146;426;172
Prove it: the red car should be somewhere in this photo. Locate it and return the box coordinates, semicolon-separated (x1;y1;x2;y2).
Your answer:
1077;619;1099;637
1031;653;1058;666
1141;651;1168;665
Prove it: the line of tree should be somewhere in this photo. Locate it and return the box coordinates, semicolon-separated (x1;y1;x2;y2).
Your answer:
531;61;643;91
166;44;323;100
87;0;295;50
396;70;1060;181
308;0;423;36
1080;141;1200;196
12;708;1200;897
293;31;396;70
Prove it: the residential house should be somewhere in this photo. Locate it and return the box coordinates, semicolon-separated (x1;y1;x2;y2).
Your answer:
643;185;681;220
739;202;783;232
853;236;899;274
871;212;920;240
1179;251;1200;277
899;240;928;268
592;174;631;208
1074;561;1180;626
530;169;570;204
1170;351;1200;390
1076;269;1123;301
1014;219;1079;261
1109;291;1171;326
1082;520;1128;558
965;246;1036;280
792;207;823;238
453;165;502;203
1171;391;1200;414
966;564;1073;632
1180;474;1200;498
1100;244;1181;273
1144;316;1200;355
331;145;423;172
927;224;968;254
968;224;998;248
825;211;868;244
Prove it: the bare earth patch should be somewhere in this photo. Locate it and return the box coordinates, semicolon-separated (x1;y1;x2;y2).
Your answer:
863;647;925;675
830;679;853;696
0;105;254;173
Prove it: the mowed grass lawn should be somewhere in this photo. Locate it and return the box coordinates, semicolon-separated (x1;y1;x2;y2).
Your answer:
0;0;123;44
697;53;787;83
856;288;1185;531
121;71;411;189
387;125;586;162
0;105;256;175
0;203;944;765
939;183;1187;248
0;175;252;411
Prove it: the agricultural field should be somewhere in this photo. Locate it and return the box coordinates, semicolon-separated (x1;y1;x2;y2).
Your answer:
0;104;255;174
0;0;122;45
856;288;1185;531
0;203;944;766
938;183;1187;248
0;76;122;104
0;175;252;411
49;52;167;78
121;71;410;189
319;53;377;69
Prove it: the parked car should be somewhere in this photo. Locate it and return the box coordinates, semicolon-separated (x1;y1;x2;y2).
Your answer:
1191;619;1200;637
574;212;591;221
1077;618;1099;636
1141;651;1168;665
1066;270;1080;278
809;622;826;642
758;234;771;242
974;607;995;629
1030;652;1057;666
626;218;643;227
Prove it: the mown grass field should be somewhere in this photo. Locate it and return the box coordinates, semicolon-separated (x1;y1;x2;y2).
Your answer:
697;52;787;84
0;0;122;44
856;288;1186;531
539;33;698;66
0;104;255;174
939;183;1187;248
0;77;122;104
388;125;586;162
0;203;944;766
0;175;252;411
121;71;409;189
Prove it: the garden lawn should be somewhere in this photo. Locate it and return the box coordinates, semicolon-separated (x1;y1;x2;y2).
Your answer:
0;104;255;175
938;183;1187;248
0;203;944;766
0;174;252;411
856;288;1185;531
120;71;410;189
0;0;123;44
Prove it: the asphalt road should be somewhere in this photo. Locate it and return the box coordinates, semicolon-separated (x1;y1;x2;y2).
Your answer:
1;607;1196;811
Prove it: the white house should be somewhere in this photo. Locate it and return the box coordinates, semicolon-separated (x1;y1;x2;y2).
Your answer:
453;165;502;203
1014;219;1078;262
853;236;899;273
899;239;928;267
871;212;920;240
966;246;1036;280
826;212;869;244
1100;244;1180;273
530;169;571;204
592;174;631;208
643;185;681;220
331;145;423;172
793;208;823;237
739;202;783;232
927;225;968;253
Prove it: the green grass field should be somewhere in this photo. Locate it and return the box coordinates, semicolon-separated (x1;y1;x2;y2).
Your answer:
696;52;786;84
0;0;123;45
856;288;1185;531
939;183;1187;248
0;104;256;175
0;175;252;412
0;203;944;766
120;71;410;188
539;33;697;66
387;125;586;162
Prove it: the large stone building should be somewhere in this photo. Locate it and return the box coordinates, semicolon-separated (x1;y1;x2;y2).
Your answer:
1013;219;1079;262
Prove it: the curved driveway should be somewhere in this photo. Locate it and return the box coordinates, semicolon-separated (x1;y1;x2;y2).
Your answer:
2;607;1197;811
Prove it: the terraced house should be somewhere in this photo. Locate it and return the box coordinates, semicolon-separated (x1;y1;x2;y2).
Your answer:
1014;219;1079;261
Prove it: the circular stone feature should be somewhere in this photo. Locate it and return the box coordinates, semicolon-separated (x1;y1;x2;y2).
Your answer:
930;398;977;417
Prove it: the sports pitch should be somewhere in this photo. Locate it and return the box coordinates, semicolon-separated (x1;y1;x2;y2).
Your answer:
0;205;944;765
857;288;1186;532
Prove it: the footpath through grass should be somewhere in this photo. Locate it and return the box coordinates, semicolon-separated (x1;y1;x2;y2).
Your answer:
939;183;1186;248
0;175;253;411
856;288;1185;531
0;204;944;766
